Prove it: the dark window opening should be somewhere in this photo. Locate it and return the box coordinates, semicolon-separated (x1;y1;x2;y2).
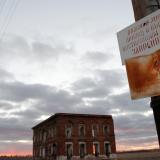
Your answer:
92;125;98;137
52;144;57;160
66;144;73;160
105;143;110;158
66;124;72;139
79;125;85;137
104;126;109;137
80;143;85;158
93;143;99;157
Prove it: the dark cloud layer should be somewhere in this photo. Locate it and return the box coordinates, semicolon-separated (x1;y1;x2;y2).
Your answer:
0;35;74;67
72;69;127;98
0;82;49;102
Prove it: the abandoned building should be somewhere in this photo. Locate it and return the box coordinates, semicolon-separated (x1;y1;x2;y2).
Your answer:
32;113;116;160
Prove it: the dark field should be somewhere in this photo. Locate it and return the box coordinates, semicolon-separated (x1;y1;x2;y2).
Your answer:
117;150;160;160
0;157;32;160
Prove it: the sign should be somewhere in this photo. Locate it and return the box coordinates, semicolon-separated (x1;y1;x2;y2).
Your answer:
117;9;160;99
117;9;160;65
126;50;160;99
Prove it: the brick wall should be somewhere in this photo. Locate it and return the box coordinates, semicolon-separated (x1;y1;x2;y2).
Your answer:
32;113;116;160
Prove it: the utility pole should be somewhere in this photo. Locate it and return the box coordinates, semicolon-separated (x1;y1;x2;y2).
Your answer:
132;0;160;147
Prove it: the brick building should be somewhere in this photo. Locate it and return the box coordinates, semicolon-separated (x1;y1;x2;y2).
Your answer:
32;113;116;160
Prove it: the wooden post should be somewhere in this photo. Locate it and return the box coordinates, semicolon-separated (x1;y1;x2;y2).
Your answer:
131;0;160;147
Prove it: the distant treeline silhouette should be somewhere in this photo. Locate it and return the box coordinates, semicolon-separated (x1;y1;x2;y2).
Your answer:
0;156;32;160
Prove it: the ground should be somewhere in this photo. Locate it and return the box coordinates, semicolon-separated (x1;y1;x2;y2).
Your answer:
117;150;160;160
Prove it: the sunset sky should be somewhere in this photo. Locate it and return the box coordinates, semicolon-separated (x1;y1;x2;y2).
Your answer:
0;0;159;155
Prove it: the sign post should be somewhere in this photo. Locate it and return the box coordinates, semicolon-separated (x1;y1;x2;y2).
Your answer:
131;0;160;147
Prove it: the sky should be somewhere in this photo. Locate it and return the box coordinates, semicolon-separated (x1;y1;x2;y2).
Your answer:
0;0;159;156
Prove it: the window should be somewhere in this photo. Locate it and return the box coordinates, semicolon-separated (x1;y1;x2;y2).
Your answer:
92;125;98;137
65;124;72;139
104;142;111;157
51;144;57;159
35;133;37;142
39;147;42;157
42;147;45;157
36;148;39;157
34;148;36;157
51;127;56;138
48;144;52;156
79;124;85;137
43;132;47;142
93;142;100;157
103;125;109;137
65;142;73;160
48;128;52;138
39;131;42;141
79;142;86;158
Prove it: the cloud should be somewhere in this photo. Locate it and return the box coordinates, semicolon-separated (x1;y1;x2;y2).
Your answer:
72;78;109;98
0;35;30;59
0;116;33;141
0;82;53;102
72;69;127;99
83;51;112;65
0;102;15;110
94;69;127;89
114;113;156;135
0;34;74;68
72;77;97;91
0;68;15;82
32;89;82;115
109;92;150;112
0;66;158;153
32;41;73;61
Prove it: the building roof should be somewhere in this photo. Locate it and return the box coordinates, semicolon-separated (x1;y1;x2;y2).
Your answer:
32;113;112;129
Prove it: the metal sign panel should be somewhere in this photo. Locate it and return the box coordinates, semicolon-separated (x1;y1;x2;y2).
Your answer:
117;9;160;65
125;49;160;99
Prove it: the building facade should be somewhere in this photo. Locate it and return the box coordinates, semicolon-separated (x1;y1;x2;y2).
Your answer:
32;113;116;160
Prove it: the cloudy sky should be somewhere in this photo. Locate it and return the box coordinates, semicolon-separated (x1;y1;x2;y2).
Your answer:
0;0;159;156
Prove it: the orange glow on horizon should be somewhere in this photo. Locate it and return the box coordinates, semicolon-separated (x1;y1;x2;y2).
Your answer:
0;151;32;156
116;142;159;152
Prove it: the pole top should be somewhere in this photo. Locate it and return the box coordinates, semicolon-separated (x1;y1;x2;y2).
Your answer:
132;0;160;21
